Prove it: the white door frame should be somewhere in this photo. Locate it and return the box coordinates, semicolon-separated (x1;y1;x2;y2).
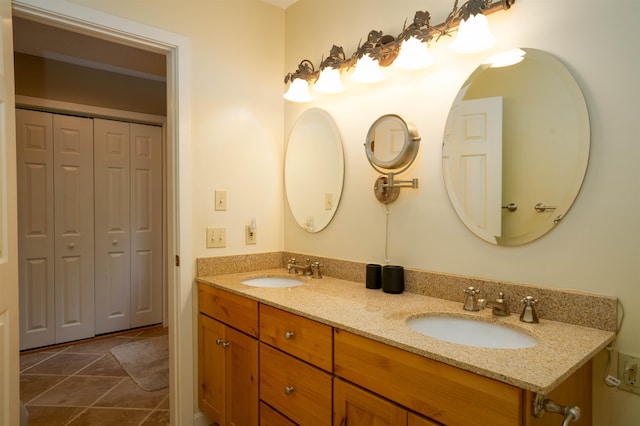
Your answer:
12;1;194;424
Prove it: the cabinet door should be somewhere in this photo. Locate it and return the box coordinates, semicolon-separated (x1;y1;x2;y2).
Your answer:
198;313;259;426
16;109;55;350
198;313;225;423
130;123;162;328
94;119;131;334
52;114;94;344
260;401;296;426
334;378;407;426
225;326;259;426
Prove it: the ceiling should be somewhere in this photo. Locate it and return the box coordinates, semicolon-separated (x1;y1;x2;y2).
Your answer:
260;0;298;9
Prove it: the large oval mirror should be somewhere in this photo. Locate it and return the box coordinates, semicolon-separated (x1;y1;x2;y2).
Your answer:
442;48;590;245
285;108;344;232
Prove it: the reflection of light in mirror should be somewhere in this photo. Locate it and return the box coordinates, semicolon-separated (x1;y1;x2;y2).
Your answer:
304;216;315;232
350;54;386;83
283;78;313;102
313;67;345;93
451;14;495;54
484;48;526;68
394;36;434;70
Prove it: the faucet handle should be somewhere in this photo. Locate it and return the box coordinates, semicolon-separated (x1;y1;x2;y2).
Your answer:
520;296;539;323
310;261;323;279
464;286;479;296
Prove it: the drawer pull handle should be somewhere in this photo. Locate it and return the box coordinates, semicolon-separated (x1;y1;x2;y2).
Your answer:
284;386;295;395
216;338;230;348
284;331;295;340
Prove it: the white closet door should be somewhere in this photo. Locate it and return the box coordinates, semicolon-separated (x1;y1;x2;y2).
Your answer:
17;110;55;350
53;114;95;344
94;119;131;334
130;123;162;328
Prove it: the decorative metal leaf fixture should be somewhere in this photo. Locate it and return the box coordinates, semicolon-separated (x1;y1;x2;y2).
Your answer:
284;0;516;101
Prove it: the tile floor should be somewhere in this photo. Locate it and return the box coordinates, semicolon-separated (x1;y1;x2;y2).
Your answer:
20;326;170;426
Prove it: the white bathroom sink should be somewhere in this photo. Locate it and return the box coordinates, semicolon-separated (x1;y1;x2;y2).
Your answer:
406;315;538;349
241;276;305;288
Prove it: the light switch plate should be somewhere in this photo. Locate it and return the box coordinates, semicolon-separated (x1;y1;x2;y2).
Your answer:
215;190;227;211
206;227;226;248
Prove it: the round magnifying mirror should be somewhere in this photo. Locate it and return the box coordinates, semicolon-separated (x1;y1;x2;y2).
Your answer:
365;114;420;172
442;48;590;245
285;108;344;233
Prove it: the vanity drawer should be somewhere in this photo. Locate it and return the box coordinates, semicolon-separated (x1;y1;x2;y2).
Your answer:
198;283;258;337
333;329;523;426
260;343;332;426
260;401;296;426
260;304;332;371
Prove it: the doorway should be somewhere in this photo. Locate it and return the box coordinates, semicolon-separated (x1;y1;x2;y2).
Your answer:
11;1;193;424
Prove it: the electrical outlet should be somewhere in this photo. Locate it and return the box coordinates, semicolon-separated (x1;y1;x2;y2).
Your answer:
206;227;226;248
618;353;640;394
324;193;334;210
215;190;227;211
245;225;257;245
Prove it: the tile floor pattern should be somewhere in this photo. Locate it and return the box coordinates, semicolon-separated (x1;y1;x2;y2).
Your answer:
20;326;170;426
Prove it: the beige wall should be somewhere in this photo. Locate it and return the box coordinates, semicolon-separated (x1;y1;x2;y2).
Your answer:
56;0;640;424
283;1;639;424
67;0;287;260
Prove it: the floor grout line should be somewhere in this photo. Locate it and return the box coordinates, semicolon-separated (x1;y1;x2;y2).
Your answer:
21;326;169;425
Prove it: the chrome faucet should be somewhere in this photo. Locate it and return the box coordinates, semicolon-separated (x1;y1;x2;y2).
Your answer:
463;287;482;311
485;292;510;316
310;261;322;279
520;296;539;323
287;258;299;274
287;258;322;278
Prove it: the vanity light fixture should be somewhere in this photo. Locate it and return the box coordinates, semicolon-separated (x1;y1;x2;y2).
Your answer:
313;45;346;93
283;0;515;102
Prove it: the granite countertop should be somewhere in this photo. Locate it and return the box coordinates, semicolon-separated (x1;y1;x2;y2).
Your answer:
196;269;616;394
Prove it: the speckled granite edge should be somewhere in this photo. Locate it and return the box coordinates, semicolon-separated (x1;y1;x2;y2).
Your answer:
196;251;618;332
196;252;284;276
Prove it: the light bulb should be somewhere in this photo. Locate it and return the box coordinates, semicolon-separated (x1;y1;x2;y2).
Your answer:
313;67;344;93
350;54;386;83
283;78;313;103
394;36;433;70
451;13;496;54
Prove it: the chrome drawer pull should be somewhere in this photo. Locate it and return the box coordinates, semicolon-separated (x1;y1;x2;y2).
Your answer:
284;331;295;340
216;338;230;348
284;386;295;395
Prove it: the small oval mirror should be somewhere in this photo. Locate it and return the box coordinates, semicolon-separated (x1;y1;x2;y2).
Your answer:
365;114;420;172
442;48;590;245
285;108;344;232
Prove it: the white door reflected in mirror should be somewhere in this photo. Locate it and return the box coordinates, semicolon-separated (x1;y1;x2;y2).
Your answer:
442;48;590;246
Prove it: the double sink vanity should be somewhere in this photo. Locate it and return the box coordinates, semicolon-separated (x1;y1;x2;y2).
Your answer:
196;254;616;426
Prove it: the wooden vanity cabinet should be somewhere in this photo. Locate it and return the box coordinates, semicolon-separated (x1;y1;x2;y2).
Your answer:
334;328;522;426
334;378;440;426
196;283;592;426
198;284;259;425
259;304;333;425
